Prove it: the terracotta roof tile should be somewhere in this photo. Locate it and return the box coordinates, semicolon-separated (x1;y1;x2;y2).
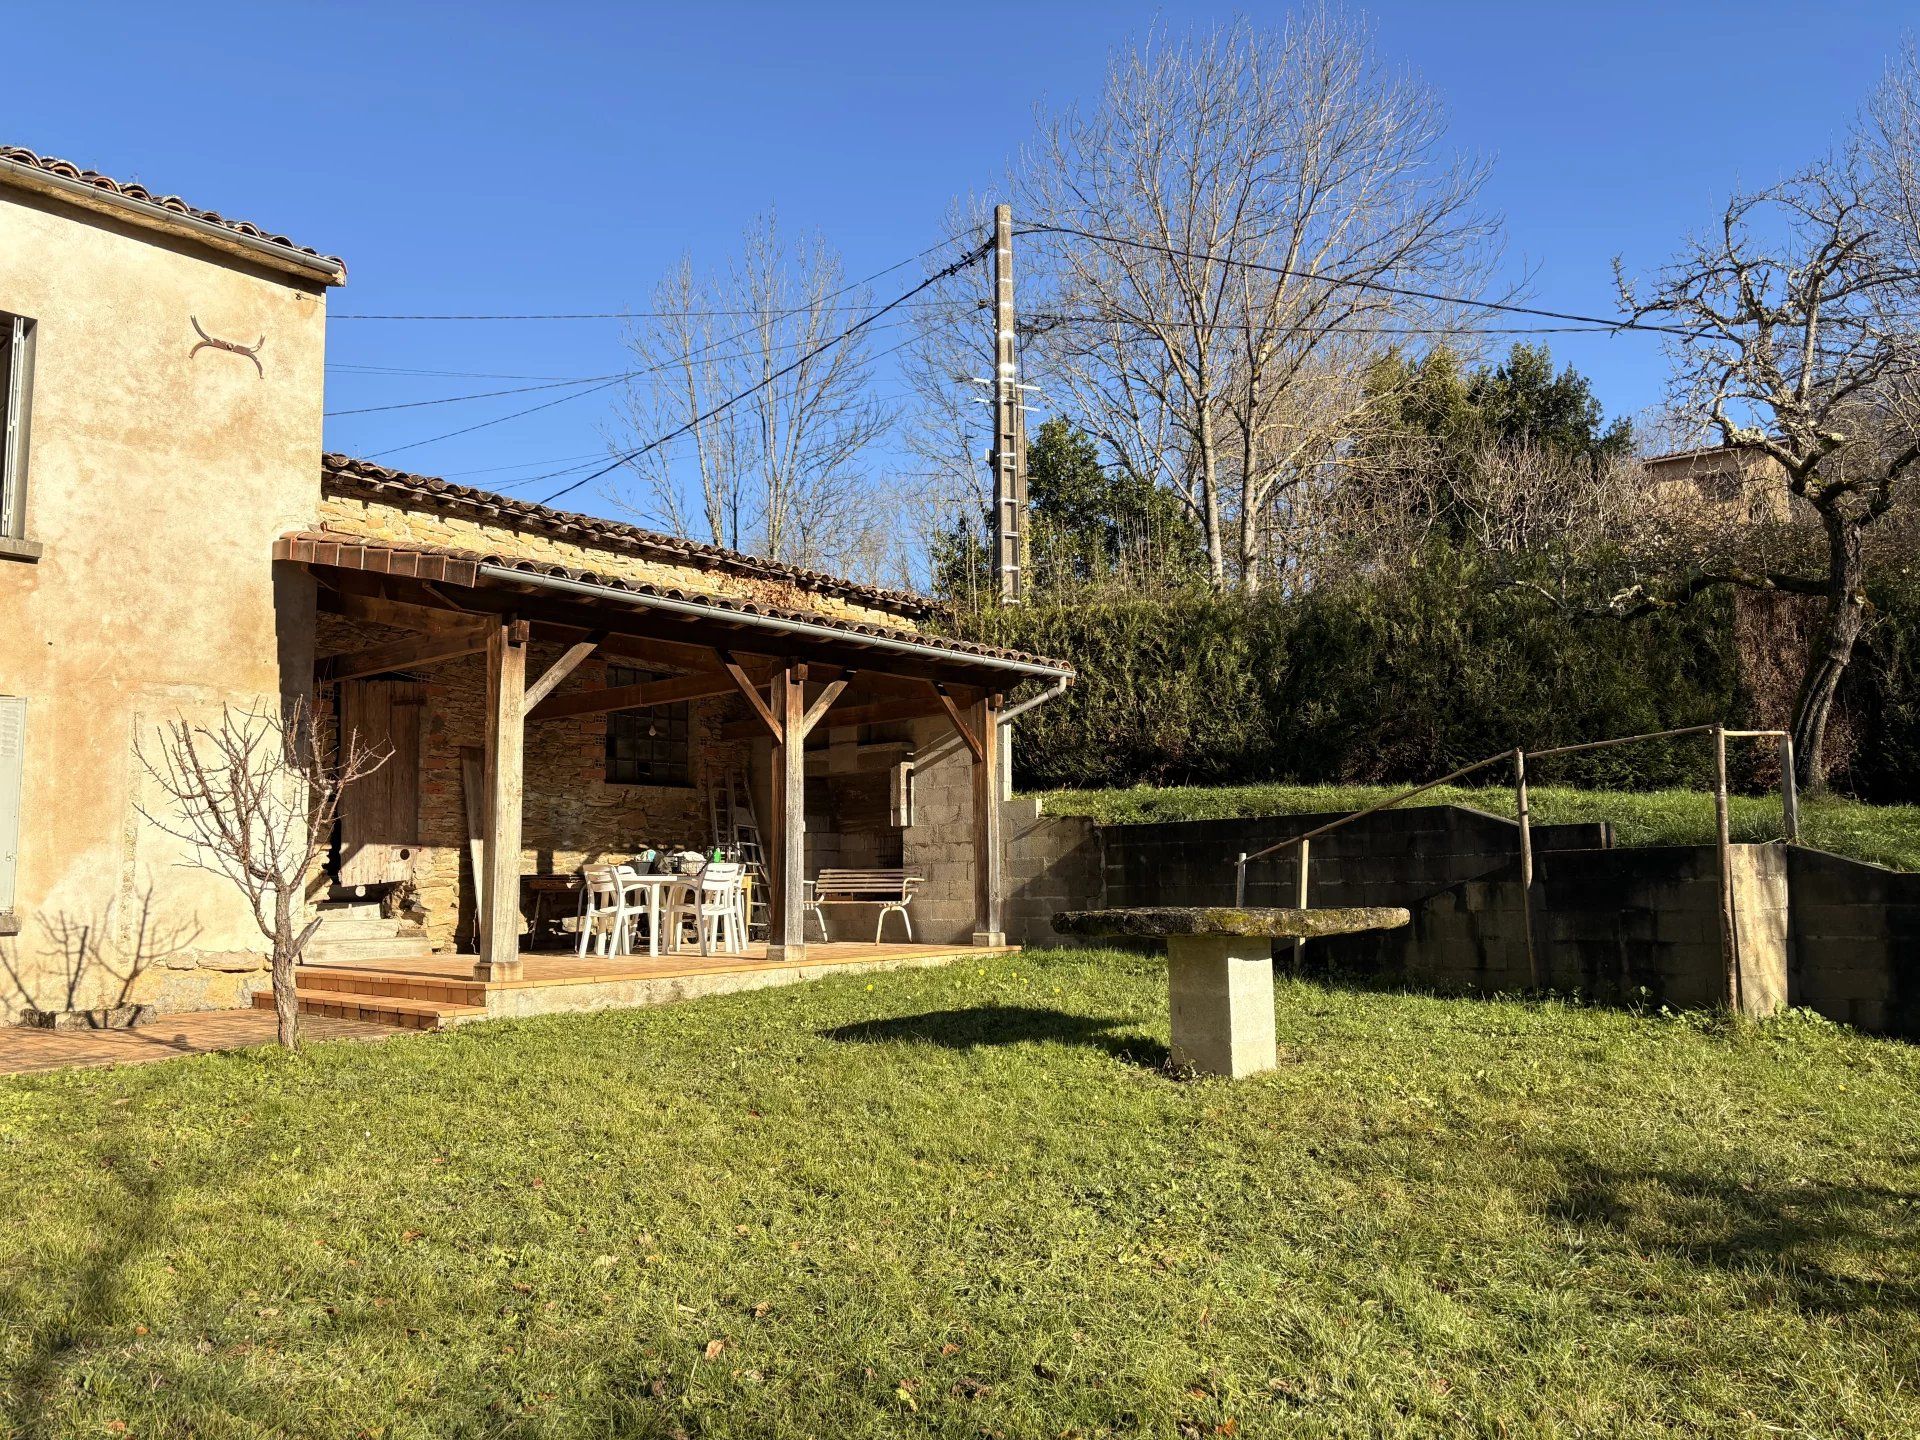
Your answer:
0;144;343;275
322;453;937;622
277;530;1072;677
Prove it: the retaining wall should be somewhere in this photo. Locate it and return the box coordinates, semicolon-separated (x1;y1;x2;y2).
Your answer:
1000;801;1915;1036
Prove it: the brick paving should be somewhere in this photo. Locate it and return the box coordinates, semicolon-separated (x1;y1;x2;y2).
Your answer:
0;1009;401;1077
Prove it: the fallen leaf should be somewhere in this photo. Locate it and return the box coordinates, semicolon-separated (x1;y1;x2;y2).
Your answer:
401;1230;423;1244
704;1339;726;1361
940;1342;962;1357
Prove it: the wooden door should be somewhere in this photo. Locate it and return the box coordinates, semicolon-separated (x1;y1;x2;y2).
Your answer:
337;680;424;889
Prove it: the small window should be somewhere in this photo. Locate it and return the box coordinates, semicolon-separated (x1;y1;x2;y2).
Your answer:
1;312;35;541
604;665;691;787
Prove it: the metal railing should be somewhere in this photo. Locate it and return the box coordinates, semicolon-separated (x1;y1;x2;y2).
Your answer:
1232;723;1798;1004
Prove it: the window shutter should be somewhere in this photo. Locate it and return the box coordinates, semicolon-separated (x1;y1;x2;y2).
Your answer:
0;696;22;913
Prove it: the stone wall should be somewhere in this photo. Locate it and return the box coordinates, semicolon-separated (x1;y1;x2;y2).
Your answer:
315;487;910;631
319;615;748;951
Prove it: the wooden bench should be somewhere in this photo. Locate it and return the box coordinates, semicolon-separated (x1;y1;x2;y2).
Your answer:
805;868;923;942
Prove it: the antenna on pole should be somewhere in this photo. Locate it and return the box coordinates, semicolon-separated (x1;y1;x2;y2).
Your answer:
989;203;1028;602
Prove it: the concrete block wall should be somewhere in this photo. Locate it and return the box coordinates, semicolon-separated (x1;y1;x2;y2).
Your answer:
1318;843;1790;1017
1786;847;1920;1034
1099;806;1610;915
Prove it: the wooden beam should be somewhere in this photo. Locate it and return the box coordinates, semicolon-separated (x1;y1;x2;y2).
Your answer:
459;747;486;937
720;649;782;741
796;676;852;741
319;626;490;684
971;692;1005;947
719;694;953;741
766;664;809;963
320;590;487;635
476;621;528;982
933;684;984;763
523;632;604;711
528;670;737;723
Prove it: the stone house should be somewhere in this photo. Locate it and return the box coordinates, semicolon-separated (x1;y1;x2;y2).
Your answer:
0;143;1069;1024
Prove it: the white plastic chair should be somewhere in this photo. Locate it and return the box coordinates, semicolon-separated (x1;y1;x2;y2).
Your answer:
664;861;745;956
577;863;649;956
577;863;626;957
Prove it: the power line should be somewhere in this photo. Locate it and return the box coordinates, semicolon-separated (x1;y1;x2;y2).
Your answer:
492;326;937;494
1022;311;1659;338
342;233;982;453
328;299;976;322
329;230;983;322
1016;222;1704;338
337;312;932;436
535;240;991;507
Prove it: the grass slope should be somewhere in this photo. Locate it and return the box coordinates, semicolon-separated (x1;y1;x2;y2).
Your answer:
3;951;1918;1438
1040;782;1920;872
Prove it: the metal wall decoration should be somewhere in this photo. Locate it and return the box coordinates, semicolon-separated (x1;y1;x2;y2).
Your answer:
189;316;264;378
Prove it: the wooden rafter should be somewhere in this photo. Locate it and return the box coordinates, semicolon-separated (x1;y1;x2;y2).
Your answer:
527;669;736;723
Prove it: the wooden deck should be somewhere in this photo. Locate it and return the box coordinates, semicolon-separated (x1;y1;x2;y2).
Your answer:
272;940;1019;1028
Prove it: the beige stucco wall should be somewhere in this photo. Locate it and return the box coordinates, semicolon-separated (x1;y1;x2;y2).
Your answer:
316;489;917;631
0;184;329;1021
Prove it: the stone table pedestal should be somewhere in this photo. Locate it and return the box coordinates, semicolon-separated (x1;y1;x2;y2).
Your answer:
1052;905;1411;1078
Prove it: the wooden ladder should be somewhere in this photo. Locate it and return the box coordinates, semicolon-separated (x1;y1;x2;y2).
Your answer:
711;768;770;939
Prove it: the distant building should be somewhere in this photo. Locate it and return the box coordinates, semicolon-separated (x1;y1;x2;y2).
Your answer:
1643;444;1796;526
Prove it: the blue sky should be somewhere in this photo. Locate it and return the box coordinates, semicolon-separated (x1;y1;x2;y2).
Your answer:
6;0;1914;513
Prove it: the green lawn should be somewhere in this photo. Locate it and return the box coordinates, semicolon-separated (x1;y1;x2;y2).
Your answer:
1039;781;1920;872
4;951;1919;1437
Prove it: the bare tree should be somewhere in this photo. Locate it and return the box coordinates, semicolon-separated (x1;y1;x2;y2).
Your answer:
135;698;388;1049
1015;8;1495;591
1618;158;1920;786
613;212;896;576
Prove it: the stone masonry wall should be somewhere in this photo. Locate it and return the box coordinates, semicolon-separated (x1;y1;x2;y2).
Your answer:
319;615;748;951
315;489;911;630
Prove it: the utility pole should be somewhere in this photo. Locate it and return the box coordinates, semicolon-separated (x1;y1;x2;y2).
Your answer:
989;203;1028;603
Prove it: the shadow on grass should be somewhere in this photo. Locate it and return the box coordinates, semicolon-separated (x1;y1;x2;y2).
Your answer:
1539;1150;1920;1317
1;1133;165;1437
823;1005;1171;1069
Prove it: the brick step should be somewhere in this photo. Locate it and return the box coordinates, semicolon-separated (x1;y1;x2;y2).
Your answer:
252;988;485;1030
295;966;488;1006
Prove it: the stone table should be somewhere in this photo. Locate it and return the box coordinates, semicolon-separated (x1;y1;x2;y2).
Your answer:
1051;906;1411;1077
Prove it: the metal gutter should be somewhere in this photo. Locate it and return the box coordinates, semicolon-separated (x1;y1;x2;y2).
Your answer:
0;156;346;285
476;563;1076;680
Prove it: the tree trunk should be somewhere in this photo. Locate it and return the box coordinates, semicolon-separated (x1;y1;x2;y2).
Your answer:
1238;413;1263;594
1196;405;1226;591
1790;509;1868;793
270;898;317;1051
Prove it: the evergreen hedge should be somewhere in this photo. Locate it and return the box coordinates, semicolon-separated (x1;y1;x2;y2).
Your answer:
948;556;1917;798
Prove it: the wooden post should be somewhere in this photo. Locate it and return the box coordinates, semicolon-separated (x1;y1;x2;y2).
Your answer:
1712;723;1740;1011
1780;734;1800;843
972;693;1005;946
1515;747;1538;989
476;620;528;981
1289;835;1310;972
766;662;808;963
